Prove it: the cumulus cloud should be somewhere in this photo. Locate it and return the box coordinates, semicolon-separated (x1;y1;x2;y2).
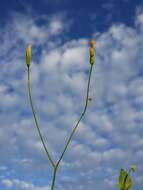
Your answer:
1;178;50;190
1;179;13;188
0;9;143;190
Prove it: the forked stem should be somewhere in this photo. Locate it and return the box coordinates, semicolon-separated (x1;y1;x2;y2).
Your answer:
27;63;93;190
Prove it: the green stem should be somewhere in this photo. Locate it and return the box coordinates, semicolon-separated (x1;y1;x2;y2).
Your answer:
28;63;94;190
51;167;58;190
56;64;93;168
27;66;55;169
50;64;93;190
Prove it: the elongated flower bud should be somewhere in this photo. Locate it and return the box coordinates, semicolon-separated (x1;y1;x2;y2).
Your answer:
90;39;95;65
26;44;32;67
90;39;95;48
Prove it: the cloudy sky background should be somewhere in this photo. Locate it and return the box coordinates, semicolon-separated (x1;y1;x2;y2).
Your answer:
0;0;143;190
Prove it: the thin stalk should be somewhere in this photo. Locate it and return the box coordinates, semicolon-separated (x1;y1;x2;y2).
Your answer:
27;66;55;169
50;64;94;190
51;166;58;190
57;64;93;168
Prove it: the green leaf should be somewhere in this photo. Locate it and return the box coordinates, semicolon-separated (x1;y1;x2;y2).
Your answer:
117;183;122;189
130;165;136;172
118;169;127;189
117;166;136;190
124;175;133;190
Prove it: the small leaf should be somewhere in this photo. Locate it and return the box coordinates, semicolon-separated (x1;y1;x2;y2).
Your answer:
117;166;136;190
117;183;122;189
124;175;133;190
130;165;136;172
118;169;127;189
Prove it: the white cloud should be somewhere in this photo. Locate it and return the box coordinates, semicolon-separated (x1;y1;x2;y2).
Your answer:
137;13;143;26
136;7;143;30
1;178;50;190
49;17;63;35
1;179;13;188
0;85;8;93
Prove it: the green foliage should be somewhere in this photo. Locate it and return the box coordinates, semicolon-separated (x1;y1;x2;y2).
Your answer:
117;165;136;190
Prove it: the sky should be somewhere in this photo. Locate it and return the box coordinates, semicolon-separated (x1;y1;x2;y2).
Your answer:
0;0;143;190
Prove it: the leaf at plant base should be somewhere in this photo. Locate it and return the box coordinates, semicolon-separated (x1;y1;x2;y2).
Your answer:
130;165;136;172
124;175;133;190
117;183;124;189
118;169;127;189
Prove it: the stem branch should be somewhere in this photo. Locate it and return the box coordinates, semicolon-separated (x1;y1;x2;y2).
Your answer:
27;66;55;169
56;64;93;169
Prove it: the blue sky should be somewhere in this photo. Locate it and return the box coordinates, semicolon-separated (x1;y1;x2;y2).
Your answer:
0;0;142;37
0;0;143;190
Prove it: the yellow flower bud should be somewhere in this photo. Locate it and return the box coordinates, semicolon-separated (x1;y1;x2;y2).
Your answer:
89;39;95;65
26;44;32;67
90;39;95;49
90;48;94;57
90;56;95;65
